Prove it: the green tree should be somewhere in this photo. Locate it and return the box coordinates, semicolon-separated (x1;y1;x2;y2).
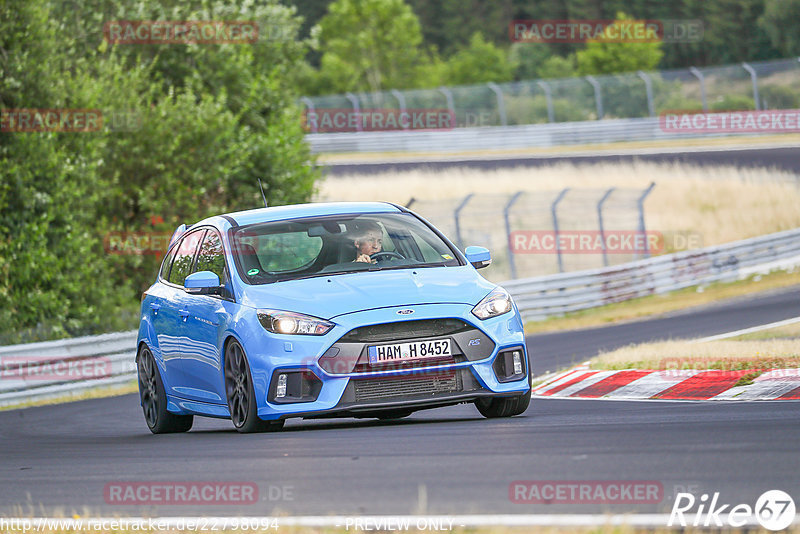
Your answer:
759;0;800;56
407;0;515;57
575;13;664;75
314;0;429;93
0;0;128;341
1;0;319;342
444;32;516;85
537;55;579;79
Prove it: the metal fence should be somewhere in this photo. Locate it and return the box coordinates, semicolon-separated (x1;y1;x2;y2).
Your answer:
304;57;800;129
409;185;655;281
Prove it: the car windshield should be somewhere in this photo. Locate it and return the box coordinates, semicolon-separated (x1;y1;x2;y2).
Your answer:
231;212;462;284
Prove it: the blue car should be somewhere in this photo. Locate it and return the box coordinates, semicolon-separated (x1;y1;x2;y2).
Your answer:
136;202;530;433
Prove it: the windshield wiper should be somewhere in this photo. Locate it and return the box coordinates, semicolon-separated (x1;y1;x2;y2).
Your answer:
363;262;449;272
273;273;331;283
410;262;449;268
270;262;450;282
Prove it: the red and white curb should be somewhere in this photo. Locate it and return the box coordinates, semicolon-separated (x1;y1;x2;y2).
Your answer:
533;364;800;401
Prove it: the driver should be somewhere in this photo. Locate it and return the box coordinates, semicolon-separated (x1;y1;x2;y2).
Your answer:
351;220;383;263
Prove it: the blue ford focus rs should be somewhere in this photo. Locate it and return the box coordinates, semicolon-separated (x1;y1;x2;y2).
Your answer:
136;202;530;433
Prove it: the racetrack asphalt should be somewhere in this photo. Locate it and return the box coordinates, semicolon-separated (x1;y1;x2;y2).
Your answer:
1;285;799;518
528;285;800;376
322;145;800;176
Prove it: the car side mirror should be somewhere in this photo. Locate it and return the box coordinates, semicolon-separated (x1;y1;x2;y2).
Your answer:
464;246;491;269
184;271;222;295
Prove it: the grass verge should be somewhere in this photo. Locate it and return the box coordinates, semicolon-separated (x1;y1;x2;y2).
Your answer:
524;270;800;334
588;317;800;373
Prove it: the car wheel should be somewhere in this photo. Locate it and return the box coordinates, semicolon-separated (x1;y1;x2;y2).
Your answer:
224;339;284;434
376;409;414;420
137;345;193;434
475;389;531;418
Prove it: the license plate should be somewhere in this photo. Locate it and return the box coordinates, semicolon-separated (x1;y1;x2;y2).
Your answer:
367;339;452;365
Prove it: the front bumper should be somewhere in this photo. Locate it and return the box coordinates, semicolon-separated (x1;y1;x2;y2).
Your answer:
248;303;529;421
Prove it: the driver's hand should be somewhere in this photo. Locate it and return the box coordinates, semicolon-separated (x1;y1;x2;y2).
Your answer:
355;254;375;263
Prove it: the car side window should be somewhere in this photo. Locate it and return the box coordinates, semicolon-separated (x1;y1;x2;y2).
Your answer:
194;230;226;283
159;244;177;281
168;230;204;286
412;232;445;263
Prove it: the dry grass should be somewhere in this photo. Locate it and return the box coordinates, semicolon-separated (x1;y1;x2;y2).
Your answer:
734;319;800;340
317;161;800;247
590;339;800;371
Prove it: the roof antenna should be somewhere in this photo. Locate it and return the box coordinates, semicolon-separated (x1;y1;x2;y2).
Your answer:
257;178;268;208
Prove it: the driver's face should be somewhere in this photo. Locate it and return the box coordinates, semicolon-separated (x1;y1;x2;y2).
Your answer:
355;230;382;256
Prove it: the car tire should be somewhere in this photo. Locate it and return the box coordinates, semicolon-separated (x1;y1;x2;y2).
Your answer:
224;339;284;434
376;409;414;420
475;389;531;418
137;345;193;434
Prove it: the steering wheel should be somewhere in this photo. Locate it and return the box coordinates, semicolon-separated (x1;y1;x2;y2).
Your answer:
371;251;405;263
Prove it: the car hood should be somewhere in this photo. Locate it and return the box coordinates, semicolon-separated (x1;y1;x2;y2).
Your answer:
238;266;496;320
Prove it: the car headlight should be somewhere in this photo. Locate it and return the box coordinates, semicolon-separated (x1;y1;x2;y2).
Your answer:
471;287;513;320
257;309;334;335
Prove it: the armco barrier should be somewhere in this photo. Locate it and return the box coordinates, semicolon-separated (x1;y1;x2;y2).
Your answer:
0;228;798;405
305;116;778;154
0;331;138;407
503;227;800;320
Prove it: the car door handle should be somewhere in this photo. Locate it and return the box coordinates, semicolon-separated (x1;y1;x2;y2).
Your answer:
150;302;161;315
179;309;190;321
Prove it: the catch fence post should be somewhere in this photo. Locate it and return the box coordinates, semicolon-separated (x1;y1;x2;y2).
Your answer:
638;182;656;258
551;188;570;273
597;187;616;267
504;191;524;279
454;194;474;249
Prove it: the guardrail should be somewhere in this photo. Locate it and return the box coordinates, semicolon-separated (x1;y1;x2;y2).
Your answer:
1;228;798;405
0;331;138;407
503;227;800;320
306;116;765;154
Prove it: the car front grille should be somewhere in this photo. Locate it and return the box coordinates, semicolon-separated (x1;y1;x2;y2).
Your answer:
352;371;462;402
340;319;471;343
318;319;495;375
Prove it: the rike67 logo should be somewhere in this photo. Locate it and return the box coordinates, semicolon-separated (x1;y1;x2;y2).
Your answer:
669;490;796;530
